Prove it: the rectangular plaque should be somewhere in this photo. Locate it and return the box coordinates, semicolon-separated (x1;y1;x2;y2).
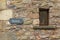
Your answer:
9;18;24;25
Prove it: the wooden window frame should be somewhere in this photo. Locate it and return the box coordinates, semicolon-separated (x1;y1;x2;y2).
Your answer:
39;8;49;26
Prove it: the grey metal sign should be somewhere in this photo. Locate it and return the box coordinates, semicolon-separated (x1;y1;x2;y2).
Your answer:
9;18;24;25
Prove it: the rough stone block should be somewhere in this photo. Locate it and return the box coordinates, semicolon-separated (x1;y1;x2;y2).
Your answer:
24;18;32;25
22;0;32;3
33;19;39;25
0;30;18;40
0;0;6;10
0;9;13;20
27;13;39;19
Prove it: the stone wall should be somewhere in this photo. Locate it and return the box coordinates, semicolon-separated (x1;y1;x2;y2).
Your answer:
0;0;60;40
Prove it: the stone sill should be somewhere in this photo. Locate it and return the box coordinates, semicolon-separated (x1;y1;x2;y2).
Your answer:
33;26;57;30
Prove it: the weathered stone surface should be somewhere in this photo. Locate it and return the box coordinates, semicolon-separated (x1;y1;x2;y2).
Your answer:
6;21;11;25
0;9;13;20
0;21;7;30
50;35;60;38
0;25;3;30
33;19;39;25
0;22;3;30
51;38;60;40
0;31;18;40
24;18;33;25
0;0;60;40
22;0;32;3
10;0;23;4
27;13;39;19
13;10;29;18
19;30;35;40
0;0;6;10
40;38;49;40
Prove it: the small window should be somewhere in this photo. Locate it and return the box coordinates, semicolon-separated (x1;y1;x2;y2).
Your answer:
39;8;49;26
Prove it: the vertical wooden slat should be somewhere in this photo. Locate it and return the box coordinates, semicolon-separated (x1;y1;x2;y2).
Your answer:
39;8;49;26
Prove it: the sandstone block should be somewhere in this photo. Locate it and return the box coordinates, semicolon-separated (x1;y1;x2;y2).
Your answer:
27;13;39;19
24;18;33;25
22;0;32;3
0;0;6;10
33;19;39;25
0;9;13;20
0;31;18;40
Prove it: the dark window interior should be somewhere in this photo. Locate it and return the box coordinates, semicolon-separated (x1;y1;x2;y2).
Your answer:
39;8;49;26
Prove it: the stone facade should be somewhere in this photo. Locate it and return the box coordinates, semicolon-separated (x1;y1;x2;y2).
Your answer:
0;0;60;40
0;0;7;10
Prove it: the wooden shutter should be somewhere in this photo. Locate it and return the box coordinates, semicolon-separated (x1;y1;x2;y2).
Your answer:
39;8;49;26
